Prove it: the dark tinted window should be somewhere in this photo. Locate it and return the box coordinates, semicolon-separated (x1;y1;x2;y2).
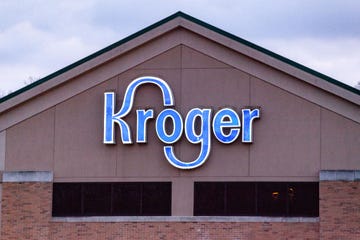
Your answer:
142;182;171;216
194;182;318;217
83;183;111;216
52;183;82;217
194;182;225;216
53;182;171;217
226;182;256;216
112;183;141;216
257;182;286;216
288;182;319;217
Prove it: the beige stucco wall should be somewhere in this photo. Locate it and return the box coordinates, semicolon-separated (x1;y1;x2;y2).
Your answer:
4;45;360;183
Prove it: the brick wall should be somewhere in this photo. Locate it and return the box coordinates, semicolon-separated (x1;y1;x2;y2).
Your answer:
0;181;319;240
49;222;319;240
320;181;360;240
1;182;52;240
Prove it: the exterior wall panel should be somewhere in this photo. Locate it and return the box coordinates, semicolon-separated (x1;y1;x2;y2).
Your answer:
179;67;250;177
0;13;359;240
5;44;358;180
321;109;360;169
0;130;5;171
250;77;321;177
54;77;118;178
5;108;55;171
115;68;182;178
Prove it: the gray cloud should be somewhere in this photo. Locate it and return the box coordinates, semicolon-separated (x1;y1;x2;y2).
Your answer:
0;0;359;92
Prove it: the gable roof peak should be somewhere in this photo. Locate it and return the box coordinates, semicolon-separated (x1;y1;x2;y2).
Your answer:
0;11;359;107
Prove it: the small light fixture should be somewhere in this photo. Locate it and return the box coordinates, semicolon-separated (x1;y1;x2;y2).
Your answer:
272;191;279;200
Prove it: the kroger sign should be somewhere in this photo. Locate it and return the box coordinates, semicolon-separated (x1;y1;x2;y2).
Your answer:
104;76;260;170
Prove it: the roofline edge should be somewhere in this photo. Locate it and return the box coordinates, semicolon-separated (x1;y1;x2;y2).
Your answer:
0;11;184;104
0;11;359;106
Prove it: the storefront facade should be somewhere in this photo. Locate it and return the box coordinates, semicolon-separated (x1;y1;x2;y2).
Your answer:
0;12;359;239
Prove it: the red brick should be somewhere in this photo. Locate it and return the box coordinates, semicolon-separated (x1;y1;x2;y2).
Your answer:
0;182;321;239
320;181;360;240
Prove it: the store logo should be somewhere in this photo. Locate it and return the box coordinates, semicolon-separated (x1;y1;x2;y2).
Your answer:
103;76;260;169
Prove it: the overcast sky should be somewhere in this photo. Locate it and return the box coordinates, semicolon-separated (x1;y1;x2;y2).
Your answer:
1;0;360;95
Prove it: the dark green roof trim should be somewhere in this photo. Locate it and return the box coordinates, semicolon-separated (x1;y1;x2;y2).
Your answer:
1;11;358;104
0;12;182;104
178;12;360;96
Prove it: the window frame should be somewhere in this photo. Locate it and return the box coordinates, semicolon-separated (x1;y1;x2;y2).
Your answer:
52;182;172;217
194;181;319;217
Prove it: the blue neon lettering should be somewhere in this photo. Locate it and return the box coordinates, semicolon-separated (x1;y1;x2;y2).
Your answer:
103;76;174;144
136;109;154;143
156;109;183;144
104;92;132;144
242;109;260;142
165;109;212;169
212;108;241;144
103;76;260;169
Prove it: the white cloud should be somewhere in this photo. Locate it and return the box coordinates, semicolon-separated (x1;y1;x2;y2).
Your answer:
0;21;99;89
0;0;359;94
0;5;121;92
0;63;47;91
259;37;360;87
